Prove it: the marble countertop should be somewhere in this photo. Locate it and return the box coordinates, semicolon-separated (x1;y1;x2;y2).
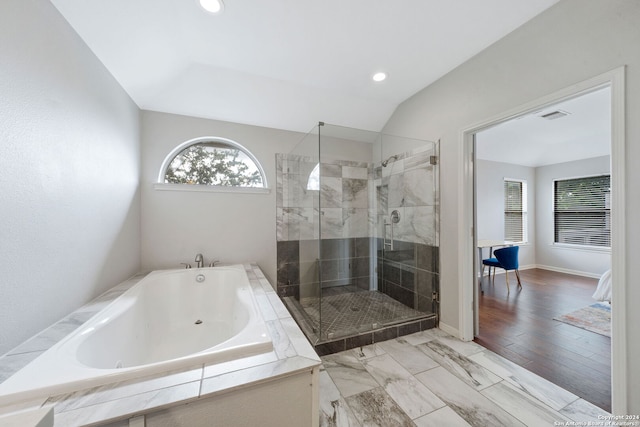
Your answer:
0;264;320;426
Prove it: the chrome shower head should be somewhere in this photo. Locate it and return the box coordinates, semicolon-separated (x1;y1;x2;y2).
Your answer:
381;154;398;167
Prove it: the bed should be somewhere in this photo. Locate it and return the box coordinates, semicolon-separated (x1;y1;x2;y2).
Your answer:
592;269;612;302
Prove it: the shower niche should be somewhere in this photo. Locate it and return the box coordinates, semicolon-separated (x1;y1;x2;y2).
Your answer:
276;123;439;355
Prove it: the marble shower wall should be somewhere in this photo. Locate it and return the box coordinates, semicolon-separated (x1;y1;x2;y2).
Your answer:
376;144;439;247
376;239;439;315
276;153;374;242
276;153;318;243
276;153;375;298
376;145;440;316
275;144;440;312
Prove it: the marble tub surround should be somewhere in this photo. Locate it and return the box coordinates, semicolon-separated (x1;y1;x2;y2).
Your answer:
320;328;610;427
0;264;321;426
0;273;146;385
0;266;276;407
0;405;53;427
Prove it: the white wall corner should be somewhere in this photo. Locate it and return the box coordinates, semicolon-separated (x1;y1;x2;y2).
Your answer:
437;322;461;340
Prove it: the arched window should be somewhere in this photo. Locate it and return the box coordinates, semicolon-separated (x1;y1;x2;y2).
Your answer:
157;137;268;191
307;163;320;191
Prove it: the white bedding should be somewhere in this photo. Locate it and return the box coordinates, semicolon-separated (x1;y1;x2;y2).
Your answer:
593;269;612;302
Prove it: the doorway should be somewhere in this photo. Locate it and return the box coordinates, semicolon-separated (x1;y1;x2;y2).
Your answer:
473;86;612;410
459;68;627;414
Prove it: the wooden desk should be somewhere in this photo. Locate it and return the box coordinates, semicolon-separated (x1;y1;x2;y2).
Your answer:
477;239;514;276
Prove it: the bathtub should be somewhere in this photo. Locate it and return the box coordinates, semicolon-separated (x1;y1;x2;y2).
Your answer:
0;265;273;406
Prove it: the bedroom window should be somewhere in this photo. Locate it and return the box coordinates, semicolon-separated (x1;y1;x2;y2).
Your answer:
554;175;610;247
157;137;268;192
504;179;527;243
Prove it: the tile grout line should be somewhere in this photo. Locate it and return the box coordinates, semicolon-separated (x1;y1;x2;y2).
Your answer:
321;329;608;426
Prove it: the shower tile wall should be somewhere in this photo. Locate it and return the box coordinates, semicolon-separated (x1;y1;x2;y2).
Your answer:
276;143;439;320
276;153;374;298
376;145;440;316
377;146;439;247
377;240;439;314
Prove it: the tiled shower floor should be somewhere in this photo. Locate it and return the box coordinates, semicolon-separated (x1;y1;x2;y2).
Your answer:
289;287;428;342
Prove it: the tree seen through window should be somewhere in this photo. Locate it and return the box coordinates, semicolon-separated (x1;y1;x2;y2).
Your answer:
164;142;264;187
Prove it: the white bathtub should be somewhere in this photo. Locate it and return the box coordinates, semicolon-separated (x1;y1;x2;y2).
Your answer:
0;265;273;406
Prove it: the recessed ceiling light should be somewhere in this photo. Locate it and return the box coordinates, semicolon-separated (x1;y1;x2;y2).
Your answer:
372;72;387;82
199;0;224;14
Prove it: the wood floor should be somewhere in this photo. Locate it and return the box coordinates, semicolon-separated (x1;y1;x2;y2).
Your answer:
474;268;611;412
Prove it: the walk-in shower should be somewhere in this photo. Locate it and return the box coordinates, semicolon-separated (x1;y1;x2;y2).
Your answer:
276;123;439;354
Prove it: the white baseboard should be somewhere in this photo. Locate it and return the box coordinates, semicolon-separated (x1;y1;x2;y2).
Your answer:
482;264;601;279
535;264;602;279
437;321;459;339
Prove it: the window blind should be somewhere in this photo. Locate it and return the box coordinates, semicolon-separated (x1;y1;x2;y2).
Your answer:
504;180;524;242
554;175;611;247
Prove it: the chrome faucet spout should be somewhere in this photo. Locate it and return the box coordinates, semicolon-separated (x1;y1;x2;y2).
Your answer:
195;253;204;268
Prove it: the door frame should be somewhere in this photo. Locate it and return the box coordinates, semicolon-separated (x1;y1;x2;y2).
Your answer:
458;67;627;413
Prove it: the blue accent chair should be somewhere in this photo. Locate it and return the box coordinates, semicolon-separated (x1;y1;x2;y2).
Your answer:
482;246;522;292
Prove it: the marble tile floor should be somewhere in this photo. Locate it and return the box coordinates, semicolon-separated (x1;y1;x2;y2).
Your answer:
319;328;610;427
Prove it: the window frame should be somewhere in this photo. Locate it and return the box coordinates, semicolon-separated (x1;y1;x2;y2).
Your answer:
503;178;528;244
553;173;611;250
155;136;269;194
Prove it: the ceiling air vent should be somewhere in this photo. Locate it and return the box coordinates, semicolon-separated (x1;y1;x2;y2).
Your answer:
539;110;570;120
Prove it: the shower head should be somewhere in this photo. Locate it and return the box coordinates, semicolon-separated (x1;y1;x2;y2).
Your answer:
381;155;398;167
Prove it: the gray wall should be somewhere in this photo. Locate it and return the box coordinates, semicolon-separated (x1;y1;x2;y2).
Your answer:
382;0;639;410
141;111;303;284
535;156;611;276
0;0;141;354
477;157;612;276
476;160;536;268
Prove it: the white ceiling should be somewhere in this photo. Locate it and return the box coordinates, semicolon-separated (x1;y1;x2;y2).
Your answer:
50;0;560;133
476;86;611;167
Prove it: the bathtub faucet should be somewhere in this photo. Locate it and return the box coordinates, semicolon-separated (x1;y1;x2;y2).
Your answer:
195;253;204;268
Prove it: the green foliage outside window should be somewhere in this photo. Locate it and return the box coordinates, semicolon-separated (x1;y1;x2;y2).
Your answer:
164;143;263;187
554;175;610;247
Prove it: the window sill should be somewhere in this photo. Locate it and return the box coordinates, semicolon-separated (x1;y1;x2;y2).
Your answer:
551;243;611;254
153;183;271;194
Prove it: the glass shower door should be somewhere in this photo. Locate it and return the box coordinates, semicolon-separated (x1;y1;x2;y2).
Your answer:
376;135;440;322
276;124;322;343
277;123;440;347
316;123;379;340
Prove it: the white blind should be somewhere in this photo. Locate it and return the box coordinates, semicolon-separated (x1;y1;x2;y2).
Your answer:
504;180;523;242
554;175;611;247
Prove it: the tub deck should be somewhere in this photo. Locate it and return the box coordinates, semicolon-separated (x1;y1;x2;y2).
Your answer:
0;264;321;426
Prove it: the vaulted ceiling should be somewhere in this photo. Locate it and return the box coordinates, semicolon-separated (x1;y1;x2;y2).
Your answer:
51;0;560;133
